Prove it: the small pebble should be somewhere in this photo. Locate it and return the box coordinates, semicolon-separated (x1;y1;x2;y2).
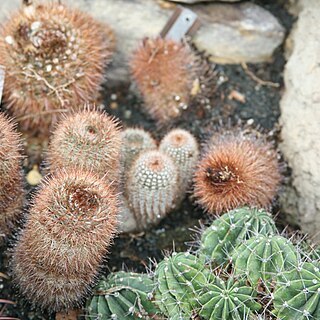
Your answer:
26;165;42;186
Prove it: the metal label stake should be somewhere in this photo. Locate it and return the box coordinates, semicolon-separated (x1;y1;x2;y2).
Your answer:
0;66;5;104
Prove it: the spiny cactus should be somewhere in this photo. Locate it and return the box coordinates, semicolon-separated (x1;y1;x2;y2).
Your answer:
159;128;199;199
232;235;298;286
194;133;281;215
47;109;121;183
12;169;118;311
0;113;24;244
126;150;179;230
130;37;203;123
86;271;159;319
198;276;261;320
120;128;157;174
273;261;320;320
154;252;210;319
0;2;114;136
200;207;277;265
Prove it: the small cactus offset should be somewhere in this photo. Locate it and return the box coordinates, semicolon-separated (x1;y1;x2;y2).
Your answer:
200;207;277;265
86;271;159;320
47;109;121;183
154;252;210;319
126;150;179;230
232;235;298;286
159;128;199;199
198;276;261;320
273;261;320;320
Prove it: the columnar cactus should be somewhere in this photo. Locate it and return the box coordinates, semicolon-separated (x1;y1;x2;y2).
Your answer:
126;150;179;230
12;169;118;311
232;235;298;285
0;113;24;244
159;128;199;199
130;38;201;123
200;207;277;265
198;276;261;320
0;2;114;136
47;109;121;183
86;271;159;319
273;261;320;320
194;133;281;214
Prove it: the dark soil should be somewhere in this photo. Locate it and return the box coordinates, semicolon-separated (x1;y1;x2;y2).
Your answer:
0;1;294;319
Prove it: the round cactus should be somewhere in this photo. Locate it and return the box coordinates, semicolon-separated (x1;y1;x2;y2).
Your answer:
232;235;298;286
200;207;277;265
12;169;118;311
194;133;281;215
0;2;114;136
126;150;179;230
154;252;210;319
159;128;199;200
47;109;121;183
0;113;24;244
198;276;261;320
118;195;138;234
273;262;320;320
86;271;159;319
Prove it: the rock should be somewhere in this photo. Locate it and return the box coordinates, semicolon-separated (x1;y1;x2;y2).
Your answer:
0;1;284;83
168;0;239;3
280;0;320;241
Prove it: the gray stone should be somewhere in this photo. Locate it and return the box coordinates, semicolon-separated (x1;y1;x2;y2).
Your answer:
0;0;284;82
168;0;240;3
280;0;320;241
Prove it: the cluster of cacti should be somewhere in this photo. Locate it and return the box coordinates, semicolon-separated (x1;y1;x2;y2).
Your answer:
118;127;199;233
194;132;281;214
0;2;114;136
130;37;214;124
0;113;24;245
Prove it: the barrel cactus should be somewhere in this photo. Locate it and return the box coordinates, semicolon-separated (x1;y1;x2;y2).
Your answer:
86;271;159;319
200;207;277;265
273;261;320;320
198;276;261;320
232;235;298;286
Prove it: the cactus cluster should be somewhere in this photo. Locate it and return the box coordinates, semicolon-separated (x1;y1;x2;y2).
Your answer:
118;127;199;233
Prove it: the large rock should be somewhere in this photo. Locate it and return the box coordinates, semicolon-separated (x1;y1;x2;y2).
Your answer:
280;0;320;240
0;0;284;82
169;0;240;3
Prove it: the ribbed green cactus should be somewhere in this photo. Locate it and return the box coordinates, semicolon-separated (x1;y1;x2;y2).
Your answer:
273;261;320;319
86;271;159;319
200;207;277;265
154;252;210;319
232;235;298;285
198;276;261;320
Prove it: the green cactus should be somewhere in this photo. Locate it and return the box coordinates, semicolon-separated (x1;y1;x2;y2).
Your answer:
232;235;298;286
154;252;211;320
200;207;277;265
273;261;320;320
86;271;159;319
198;276;261;320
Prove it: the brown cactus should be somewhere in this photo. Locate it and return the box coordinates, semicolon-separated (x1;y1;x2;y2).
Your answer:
0;2;114;136
12;168;118;311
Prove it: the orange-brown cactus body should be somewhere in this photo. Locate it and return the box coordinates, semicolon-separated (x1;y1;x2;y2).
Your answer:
0;3;114;136
130;38;199;123
194;134;281;215
12;169;118;311
0;113;24;244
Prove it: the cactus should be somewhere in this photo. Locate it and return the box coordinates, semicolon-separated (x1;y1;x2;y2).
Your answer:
86;271;159;320
193;133;281;215
0;2;114;136
12;169;118;311
159;128;199;199
198;276;261;320
232;235;298;286
273;261;320;320
47;109;121;183
126;150;179;230
154;252;211;319
0;113;24;244
200;207;277;265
